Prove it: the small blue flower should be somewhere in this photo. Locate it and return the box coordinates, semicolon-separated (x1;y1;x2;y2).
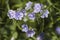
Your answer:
56;27;60;34
15;11;24;20
41;10;49;18
22;24;28;32
28;12;35;20
25;1;33;10
26;29;35;37
7;10;16;19
33;3;42;13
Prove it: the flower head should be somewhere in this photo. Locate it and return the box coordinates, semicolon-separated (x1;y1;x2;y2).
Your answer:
14;11;24;20
56;27;60;34
33;3;42;13
25;1;33;10
41;10;49;18
26;29;35;37
7;10;16;19
22;24;28;32
28;12;35;20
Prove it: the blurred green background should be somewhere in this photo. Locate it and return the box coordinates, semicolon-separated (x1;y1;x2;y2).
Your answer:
0;0;60;40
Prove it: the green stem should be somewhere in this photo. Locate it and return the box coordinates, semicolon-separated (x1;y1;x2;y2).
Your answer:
42;19;44;32
6;0;10;10
47;0;52;5
52;5;60;12
17;23;22;30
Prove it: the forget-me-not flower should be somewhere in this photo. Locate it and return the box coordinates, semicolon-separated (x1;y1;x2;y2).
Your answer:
22;24;28;32
28;12;35;20
7;10;16;19
41;10;49;18
14;11;24;20
25;1;33;10
26;29;35;37
33;3;42;13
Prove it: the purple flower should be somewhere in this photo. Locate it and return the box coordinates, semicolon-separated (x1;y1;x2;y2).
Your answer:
56;27;60;34
28;12;35;20
25;1;33;10
41;10;49;18
33;3;42;13
7;10;16;19
14;11;24;20
22;24;28;32
26;29;35;37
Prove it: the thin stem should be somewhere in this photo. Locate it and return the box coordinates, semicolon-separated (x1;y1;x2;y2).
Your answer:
47;0;52;5
6;0;10;10
42;18;44;32
17;23;22;30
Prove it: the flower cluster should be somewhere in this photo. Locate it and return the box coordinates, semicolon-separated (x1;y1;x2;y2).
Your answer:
7;9;36;21
21;24;35;37
7;1;49;39
7;10;24;20
7;1;49;21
